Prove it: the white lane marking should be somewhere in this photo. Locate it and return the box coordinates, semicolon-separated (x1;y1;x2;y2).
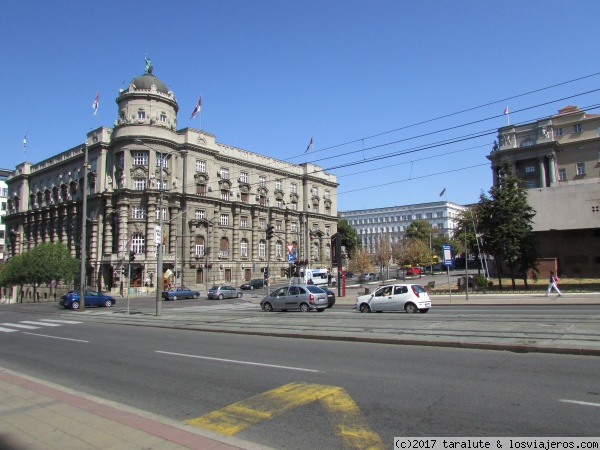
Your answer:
559;399;600;408
22;332;89;343
156;351;321;373
0;327;19;333
0;323;40;329
40;319;83;324
19;321;61;327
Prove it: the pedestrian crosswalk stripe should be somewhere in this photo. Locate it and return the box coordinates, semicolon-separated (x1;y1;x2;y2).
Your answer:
39;319;83;324
18;321;61;327
0;323;40;329
0;326;19;333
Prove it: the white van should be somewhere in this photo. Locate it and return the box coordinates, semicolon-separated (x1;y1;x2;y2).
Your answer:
294;268;329;286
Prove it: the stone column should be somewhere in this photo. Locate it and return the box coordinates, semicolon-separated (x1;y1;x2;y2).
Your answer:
146;203;157;257
548;155;556;185
104;203;114;255
539;157;547;188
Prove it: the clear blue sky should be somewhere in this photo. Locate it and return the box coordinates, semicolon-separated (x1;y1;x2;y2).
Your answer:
2;1;600;211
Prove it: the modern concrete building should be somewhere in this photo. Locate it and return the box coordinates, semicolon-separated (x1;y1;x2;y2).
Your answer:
3;62;338;297
339;201;466;253
487;105;600;277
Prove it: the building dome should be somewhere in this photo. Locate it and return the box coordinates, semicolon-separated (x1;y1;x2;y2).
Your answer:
130;73;169;94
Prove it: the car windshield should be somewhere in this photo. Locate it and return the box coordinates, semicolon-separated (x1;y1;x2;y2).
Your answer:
413;285;426;293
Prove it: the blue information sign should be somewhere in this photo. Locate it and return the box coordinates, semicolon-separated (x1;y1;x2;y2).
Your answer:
442;244;453;266
288;253;295;263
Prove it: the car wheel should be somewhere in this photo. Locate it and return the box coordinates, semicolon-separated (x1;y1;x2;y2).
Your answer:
299;303;310;312
218;294;223;300
262;302;273;312
404;303;418;313
104;300;112;307
419;308;430;313
237;293;242;298
316;308;325;312
193;293;199;299
71;301;80;310
250;286;254;290
359;303;371;313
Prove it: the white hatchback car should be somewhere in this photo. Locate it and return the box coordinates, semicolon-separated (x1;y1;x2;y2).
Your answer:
355;284;431;313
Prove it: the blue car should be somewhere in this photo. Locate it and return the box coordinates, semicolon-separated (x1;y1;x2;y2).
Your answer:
59;290;116;310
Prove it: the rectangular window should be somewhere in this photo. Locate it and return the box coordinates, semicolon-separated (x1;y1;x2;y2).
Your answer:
259;242;266;258
275;180;282;190
525;165;535;173
241;192;249;203
291;222;298;232
324;190;330;199
289;203;297;210
196;184;206;196
526;180;536;189
195;210;205;220
220;168;229;179
259;220;266;230
117;153;125;168
160;113;167;123
259;176;266;187
577;162;586;175
240;241;248;257
325;226;331;236
426;213;433;219
416;214;422;219
155;207;166;220
138;110;146;119
275;221;282;231
240;216;248;228
311;187;318;196
220;214;229;226
132;206;146;219
221;190;230;200
574;123;582;133
133;177;147;190
195;244;204;256
196;160;206;172
133;152;148;165
290;183;297;194
259;195;266;206
90;158;97;172
556;127;563;136
276;200;282;208
276;242;282;257
156;153;168;168
239;172;248;183
558;168;567;181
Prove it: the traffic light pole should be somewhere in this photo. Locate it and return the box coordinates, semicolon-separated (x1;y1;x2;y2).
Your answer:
127;263;131;315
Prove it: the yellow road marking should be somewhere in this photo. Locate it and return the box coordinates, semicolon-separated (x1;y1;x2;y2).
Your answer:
185;382;385;449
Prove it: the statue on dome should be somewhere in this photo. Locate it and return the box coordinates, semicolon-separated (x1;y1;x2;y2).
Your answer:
144;55;153;74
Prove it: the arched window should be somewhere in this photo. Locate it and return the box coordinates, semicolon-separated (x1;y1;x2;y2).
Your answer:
240;239;249;258
195;236;205;256
219;237;229;258
131;233;145;254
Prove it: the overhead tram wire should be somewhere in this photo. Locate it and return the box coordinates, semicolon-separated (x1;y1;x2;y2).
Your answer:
337;163;490;196
286;71;600;159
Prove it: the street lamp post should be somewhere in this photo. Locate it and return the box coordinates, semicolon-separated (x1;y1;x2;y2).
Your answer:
134;139;168;316
79;142;89;312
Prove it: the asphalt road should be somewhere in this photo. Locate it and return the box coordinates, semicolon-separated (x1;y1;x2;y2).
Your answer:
1;304;599;449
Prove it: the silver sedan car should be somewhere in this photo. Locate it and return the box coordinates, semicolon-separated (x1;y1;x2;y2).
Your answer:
260;285;328;312
207;285;244;300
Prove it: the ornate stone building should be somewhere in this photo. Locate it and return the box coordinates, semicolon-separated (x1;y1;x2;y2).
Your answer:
3;63;338;293
487;105;600;277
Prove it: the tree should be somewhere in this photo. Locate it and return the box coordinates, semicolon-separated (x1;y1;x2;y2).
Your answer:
373;234;392;278
347;248;373;276
405;220;433;242
477;161;537;290
337;216;359;255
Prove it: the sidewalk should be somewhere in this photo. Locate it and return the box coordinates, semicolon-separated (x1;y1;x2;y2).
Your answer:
0;368;266;450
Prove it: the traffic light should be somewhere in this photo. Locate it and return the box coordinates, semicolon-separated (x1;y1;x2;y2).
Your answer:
129;250;136;262
263;268;269;279
266;224;274;240
284;267;290;277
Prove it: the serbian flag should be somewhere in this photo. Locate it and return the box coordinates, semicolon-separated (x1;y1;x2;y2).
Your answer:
190;96;202;118
92;92;99;115
23;131;27;151
305;136;313;153
439;187;446;197
503;106;509;115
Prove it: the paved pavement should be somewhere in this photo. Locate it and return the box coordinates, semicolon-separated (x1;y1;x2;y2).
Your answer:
2;284;599;449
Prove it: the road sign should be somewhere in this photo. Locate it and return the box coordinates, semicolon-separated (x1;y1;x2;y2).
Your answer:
288;253;295;263
442;244;453;266
286;244;294;253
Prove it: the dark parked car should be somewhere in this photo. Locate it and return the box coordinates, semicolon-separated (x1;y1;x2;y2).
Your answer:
322;287;336;308
240;279;267;290
208;285;244;300
162;286;201;301
59;290;116;310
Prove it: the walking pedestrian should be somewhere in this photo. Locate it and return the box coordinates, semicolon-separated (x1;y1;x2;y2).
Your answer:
546;271;562;297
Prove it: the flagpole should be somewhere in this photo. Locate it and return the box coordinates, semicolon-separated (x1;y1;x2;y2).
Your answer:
200;94;203;131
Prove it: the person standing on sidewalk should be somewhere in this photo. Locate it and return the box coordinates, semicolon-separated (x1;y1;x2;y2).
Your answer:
546;271;562;297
